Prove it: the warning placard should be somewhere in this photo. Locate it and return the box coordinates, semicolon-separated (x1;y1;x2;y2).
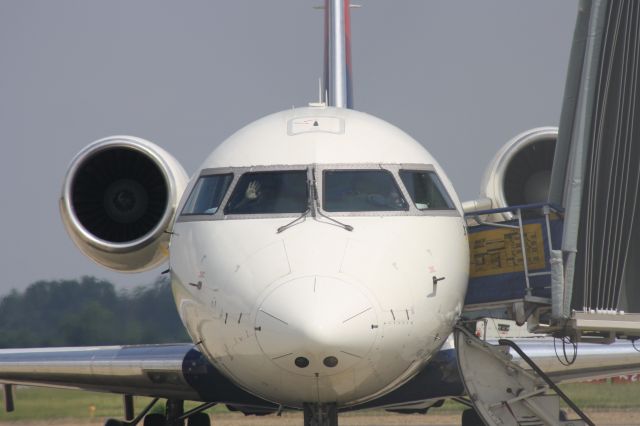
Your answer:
469;223;546;278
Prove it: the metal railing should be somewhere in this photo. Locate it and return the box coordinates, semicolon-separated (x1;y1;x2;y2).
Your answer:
465;202;563;297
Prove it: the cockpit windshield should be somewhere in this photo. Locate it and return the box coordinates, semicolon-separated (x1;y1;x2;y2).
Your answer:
181;174;233;215
399;170;454;210
323;170;408;212
224;170;308;214
179;165;457;221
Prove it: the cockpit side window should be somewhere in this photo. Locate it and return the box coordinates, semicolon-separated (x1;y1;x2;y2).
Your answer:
181;174;233;215
399;170;454;210
224;170;308;215
323;170;408;212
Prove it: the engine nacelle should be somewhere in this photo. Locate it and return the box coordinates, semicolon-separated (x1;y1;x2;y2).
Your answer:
60;136;188;272
479;127;557;219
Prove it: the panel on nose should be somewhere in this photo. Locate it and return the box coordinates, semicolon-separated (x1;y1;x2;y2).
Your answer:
255;276;378;376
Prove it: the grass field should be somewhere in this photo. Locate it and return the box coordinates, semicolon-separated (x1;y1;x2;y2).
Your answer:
0;388;230;421
0;381;639;422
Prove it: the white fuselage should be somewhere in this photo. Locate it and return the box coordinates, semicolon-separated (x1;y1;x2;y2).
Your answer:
169;106;469;408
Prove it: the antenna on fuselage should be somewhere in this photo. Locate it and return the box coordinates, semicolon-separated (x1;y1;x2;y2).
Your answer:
323;0;354;108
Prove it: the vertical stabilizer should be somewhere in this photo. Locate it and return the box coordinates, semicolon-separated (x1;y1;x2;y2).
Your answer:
324;0;353;108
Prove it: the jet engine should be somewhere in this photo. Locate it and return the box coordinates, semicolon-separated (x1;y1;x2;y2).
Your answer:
60;136;188;272
474;127;557;219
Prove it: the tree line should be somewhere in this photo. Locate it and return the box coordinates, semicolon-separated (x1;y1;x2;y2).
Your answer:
0;276;189;348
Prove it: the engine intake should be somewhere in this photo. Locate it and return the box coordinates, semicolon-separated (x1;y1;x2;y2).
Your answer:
479;127;557;218
60;136;188;272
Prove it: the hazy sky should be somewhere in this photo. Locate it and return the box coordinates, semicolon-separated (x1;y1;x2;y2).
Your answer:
0;1;578;294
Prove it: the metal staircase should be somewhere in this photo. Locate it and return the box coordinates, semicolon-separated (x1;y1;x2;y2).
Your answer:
454;326;592;426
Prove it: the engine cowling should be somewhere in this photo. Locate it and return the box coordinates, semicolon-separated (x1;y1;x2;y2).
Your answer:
479;127;557;218
60;136;188;272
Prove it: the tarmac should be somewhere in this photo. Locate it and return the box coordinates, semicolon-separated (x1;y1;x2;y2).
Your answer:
1;410;639;426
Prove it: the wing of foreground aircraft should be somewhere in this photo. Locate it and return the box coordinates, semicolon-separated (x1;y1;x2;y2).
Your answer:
0;344;278;414
3;329;636;426
1;336;639;419
0;344;255;403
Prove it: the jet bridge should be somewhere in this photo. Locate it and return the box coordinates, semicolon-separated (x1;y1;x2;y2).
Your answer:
456;1;640;424
547;0;640;341
463;0;640;342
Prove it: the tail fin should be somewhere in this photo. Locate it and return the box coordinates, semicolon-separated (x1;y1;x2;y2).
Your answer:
323;0;354;108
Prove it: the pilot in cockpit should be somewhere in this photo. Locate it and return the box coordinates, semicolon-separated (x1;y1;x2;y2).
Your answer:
232;180;264;212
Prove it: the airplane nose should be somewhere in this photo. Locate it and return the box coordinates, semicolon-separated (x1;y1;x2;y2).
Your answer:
255;276;378;376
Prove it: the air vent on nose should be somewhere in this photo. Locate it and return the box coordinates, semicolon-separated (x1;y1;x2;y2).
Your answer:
323;356;338;368
295;357;310;368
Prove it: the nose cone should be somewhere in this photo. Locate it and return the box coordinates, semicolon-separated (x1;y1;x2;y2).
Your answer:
255;276;378;376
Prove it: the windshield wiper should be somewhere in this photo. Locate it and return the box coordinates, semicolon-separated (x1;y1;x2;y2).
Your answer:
311;168;353;232
276;168;353;233
277;180;312;234
277;207;310;233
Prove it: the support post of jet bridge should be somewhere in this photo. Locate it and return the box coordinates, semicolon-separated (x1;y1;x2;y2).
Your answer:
454;325;592;426
2;384;14;413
